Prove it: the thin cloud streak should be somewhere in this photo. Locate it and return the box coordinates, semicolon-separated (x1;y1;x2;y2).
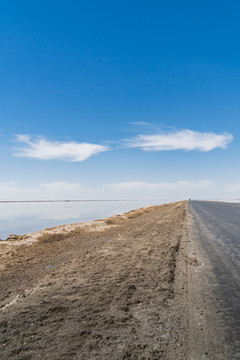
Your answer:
14;135;109;162
125;129;233;152
0;180;212;201
225;184;240;192
107;180;212;191
128;121;152;126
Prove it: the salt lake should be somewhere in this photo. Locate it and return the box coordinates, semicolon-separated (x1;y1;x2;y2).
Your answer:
0;200;163;240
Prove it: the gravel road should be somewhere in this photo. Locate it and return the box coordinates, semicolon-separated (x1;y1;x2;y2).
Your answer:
189;200;240;360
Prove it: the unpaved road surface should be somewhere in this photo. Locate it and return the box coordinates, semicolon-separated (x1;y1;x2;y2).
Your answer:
0;202;189;360
189;200;240;359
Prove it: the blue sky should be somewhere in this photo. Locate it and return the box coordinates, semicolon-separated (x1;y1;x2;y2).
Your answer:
0;1;239;201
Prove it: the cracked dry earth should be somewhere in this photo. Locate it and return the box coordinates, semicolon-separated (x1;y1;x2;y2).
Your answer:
0;201;189;360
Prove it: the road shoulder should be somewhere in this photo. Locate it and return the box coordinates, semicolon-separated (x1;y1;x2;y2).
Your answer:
187;203;230;360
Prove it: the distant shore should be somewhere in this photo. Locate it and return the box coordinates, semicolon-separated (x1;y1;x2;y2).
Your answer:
0;199;146;203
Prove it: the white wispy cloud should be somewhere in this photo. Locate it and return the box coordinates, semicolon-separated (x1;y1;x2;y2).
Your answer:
14;135;109;162
0;180;212;201
0;181;17;186
225;184;240;192
125;129;233;152
39;181;84;192
107;180;212;191
0;181;96;201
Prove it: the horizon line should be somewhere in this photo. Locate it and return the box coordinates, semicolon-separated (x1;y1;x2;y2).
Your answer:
0;199;155;203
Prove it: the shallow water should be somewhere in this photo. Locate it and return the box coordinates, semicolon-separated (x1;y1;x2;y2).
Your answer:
0;200;162;240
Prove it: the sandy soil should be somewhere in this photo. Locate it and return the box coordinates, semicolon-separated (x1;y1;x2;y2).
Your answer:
0;202;189;360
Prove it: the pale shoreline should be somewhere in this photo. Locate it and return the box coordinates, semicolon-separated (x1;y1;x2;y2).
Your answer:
0;200;163;241
0;205;156;246
0;199;145;203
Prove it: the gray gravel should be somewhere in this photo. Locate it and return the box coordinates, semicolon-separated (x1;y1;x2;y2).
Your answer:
190;200;240;359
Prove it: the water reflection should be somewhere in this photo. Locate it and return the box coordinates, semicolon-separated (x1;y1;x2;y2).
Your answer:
0;200;162;240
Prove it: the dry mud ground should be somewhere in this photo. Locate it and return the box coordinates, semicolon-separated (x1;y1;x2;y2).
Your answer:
0;201;191;360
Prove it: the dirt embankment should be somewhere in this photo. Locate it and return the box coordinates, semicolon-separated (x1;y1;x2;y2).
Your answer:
0;201;189;360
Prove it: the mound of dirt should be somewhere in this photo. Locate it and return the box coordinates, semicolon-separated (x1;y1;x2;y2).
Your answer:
0;201;189;360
